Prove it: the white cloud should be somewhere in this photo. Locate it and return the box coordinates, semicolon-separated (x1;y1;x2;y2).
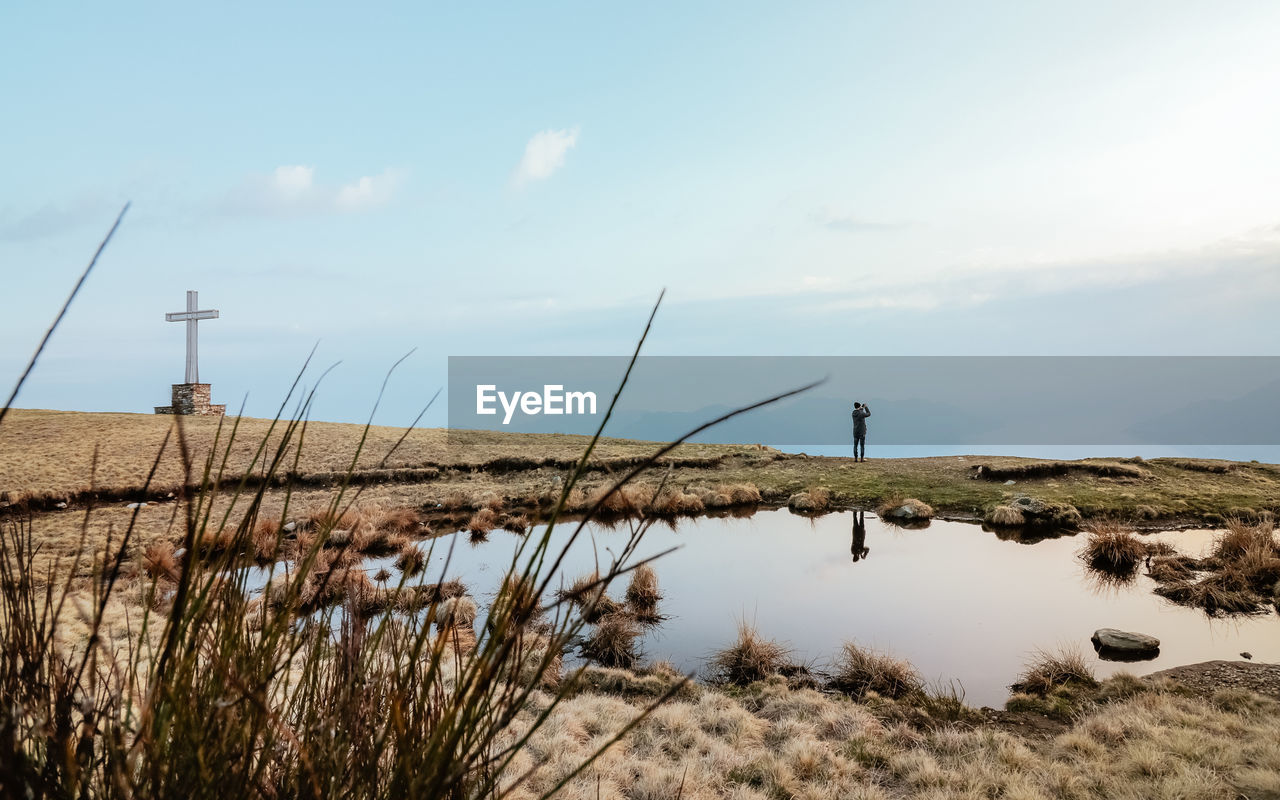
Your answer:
512;127;580;187
223;166;403;215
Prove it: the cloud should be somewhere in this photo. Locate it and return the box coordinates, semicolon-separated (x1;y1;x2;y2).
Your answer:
812;207;907;233
512;127;580;187
221;166;403;216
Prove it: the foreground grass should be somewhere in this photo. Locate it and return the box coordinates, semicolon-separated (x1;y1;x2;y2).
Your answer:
505;667;1280;800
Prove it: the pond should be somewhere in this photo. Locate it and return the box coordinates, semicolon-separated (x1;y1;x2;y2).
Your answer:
253;508;1280;708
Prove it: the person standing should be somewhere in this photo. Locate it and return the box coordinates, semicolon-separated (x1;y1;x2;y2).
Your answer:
851;401;871;462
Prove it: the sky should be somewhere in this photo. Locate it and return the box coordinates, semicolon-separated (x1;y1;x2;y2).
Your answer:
3;1;1280;431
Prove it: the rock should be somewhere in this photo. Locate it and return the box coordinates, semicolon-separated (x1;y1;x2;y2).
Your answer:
126;502;147;510
282;521;297;533
173;548;186;560
55;502;67;509
1004;479;1016;485
1091;628;1160;661
1241;652;1253;660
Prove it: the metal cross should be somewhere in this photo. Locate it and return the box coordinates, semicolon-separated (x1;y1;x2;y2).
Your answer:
165;290;219;384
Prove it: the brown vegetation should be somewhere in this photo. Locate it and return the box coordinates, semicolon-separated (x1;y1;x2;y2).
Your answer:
787;486;832;514
1010;647;1098;697
581;613;641;669
709;621;792;685
1148;520;1280;615
1079;522;1146;575
624;563;662;618
828;641;923;700
394;542;425;575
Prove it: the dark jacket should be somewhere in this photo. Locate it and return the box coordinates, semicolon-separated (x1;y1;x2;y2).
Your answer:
852;405;871;437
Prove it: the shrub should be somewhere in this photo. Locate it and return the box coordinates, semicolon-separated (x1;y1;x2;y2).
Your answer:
828;641;923;700
709;621;791;685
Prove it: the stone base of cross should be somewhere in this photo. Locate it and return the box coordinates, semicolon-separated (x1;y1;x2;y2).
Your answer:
154;383;225;417
154;290;225;416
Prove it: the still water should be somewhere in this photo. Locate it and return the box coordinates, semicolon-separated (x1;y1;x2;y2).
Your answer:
260;509;1280;708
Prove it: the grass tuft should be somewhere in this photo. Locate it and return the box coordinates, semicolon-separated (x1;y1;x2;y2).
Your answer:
1010;647;1098;696
709;621;791;685
787;487;832;514
828;641;923;700
581;613;641;668
1079;522;1145;575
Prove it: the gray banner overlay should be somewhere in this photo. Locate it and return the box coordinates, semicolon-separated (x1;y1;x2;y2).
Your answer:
447;356;1280;446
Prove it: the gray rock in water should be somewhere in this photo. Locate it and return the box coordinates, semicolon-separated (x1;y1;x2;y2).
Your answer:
1092;628;1160;661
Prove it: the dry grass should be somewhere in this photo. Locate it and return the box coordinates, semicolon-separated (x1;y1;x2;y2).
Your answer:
558;572;620;623
828;641;923;700
467;507;499;534
1147;554;1199;583
588;484;656;516
501;514;529;533
140;541;178;581
1213;518;1279;562
376;507;421;534
876;496;934;523
1079;522;1146;575
624;563;662;615
434;595;479;628
651;489;705;516
1010;647;1098;696
581;613;641;669
985;504;1026;526
0;409;753;507
1154;521;1280;615
708;621;791;685
497;670;1280;800
394;542;425;576
787;486;832;514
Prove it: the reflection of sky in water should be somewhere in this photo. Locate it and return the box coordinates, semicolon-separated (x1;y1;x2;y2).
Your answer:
245;510;1280;708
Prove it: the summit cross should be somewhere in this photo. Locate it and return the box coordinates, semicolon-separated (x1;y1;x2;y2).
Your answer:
165;290;219;384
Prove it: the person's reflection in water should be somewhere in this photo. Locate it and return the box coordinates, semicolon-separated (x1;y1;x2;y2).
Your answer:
851;510;870;563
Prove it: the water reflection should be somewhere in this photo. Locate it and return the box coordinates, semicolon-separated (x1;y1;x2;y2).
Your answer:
850;510;869;563
243;509;1280;708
